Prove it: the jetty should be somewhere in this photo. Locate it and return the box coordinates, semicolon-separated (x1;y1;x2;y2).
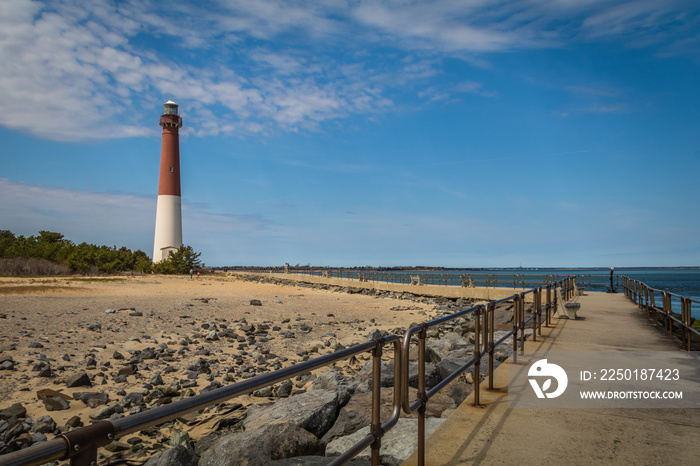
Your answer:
404;290;700;465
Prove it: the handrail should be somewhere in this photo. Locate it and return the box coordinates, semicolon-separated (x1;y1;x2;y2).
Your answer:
619;275;699;351
398;278;575;464
0;337;401;466
0;277;575;466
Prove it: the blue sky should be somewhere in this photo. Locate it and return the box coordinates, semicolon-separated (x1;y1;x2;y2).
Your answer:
1;0;699;268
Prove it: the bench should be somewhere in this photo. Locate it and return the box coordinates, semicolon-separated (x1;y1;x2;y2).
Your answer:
409;275;423;286
563;302;581;319
554;287;580;319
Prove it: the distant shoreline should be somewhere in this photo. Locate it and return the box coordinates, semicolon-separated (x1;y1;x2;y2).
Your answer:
216;265;700;272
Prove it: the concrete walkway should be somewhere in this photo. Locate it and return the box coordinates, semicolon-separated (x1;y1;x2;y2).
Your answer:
403;291;700;465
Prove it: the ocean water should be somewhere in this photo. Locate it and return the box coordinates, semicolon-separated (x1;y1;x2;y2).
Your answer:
293;267;700;318
376;268;700;319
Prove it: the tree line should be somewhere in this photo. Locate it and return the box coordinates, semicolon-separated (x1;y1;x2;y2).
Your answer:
0;230;201;275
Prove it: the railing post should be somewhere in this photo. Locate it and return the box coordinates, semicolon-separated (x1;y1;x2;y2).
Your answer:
682;298;691;352
519;293;525;354
512;295;519;364
473;306;481;406
488;302;495;390
370;340;384;466
534;288;540;340
546;284;551;327
417;324;427;466
60;421;115;466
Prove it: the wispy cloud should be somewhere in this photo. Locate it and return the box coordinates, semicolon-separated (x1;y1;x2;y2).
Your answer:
1;0;698;142
0;178;267;256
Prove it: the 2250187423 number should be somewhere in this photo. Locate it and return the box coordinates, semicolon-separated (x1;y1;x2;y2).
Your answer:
599;368;680;381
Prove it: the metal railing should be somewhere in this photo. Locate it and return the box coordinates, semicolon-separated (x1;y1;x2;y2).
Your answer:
250;267;604;290
621;276;700;351
0;277;576;466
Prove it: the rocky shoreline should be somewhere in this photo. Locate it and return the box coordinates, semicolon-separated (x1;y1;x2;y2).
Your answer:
0;275;528;465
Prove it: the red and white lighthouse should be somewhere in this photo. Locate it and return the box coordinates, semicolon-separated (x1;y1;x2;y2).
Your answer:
153;100;183;262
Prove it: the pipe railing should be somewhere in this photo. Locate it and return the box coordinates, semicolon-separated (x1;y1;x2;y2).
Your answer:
399;277;575;465
620;276;700;351
242;267;606;290
0;278;576;466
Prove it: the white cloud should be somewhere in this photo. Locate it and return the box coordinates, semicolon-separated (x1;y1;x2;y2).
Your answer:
0;178;268;258
0;0;698;142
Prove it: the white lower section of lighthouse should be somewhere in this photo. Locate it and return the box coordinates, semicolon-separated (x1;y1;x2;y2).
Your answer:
153;195;183;262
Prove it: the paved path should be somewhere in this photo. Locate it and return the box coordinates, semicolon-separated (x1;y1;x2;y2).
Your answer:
403;291;700;465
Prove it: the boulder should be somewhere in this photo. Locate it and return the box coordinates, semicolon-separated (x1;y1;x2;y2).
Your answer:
436;348;480;381
266;457;369;465
144;445;198;466
325;418;445;466
244;389;340;439
312;368;357;407
426;332;472;357
199;420;323;466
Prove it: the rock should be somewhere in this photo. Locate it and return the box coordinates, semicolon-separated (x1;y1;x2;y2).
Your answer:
105;309;116;314
144;445;198;466
36;389;72;402
171;431;193;449
426;332;472;357
44;396;70;411
199;420;322;466
312;368;357;407
250;299;262;306
356;360;396;390
118;365;136;376
121;392;144;407
0;403;27;420
89;405;115;420
205;330;219;341
103;441;130;452
73;392;109;408
65;416;83;428
65;372;92;388
28;342;44;348
30;432;47;444
325;418;445;466
0;359;14;371
244;389;340;439
252;386;274;397
273;380;293;398
266;457;369;465
31;415;56;434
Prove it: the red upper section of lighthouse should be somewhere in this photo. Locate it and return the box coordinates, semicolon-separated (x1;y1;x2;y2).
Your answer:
158;101;182;197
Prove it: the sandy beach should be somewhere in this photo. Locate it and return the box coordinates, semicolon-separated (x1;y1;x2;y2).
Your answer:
0;273;448;453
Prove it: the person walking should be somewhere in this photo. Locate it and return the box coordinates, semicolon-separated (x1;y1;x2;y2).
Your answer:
190;268;194;280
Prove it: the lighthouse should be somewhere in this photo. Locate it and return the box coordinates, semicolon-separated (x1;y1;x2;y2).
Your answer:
153;100;183;263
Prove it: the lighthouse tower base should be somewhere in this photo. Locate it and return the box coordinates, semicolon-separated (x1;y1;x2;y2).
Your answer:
153;194;182;262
